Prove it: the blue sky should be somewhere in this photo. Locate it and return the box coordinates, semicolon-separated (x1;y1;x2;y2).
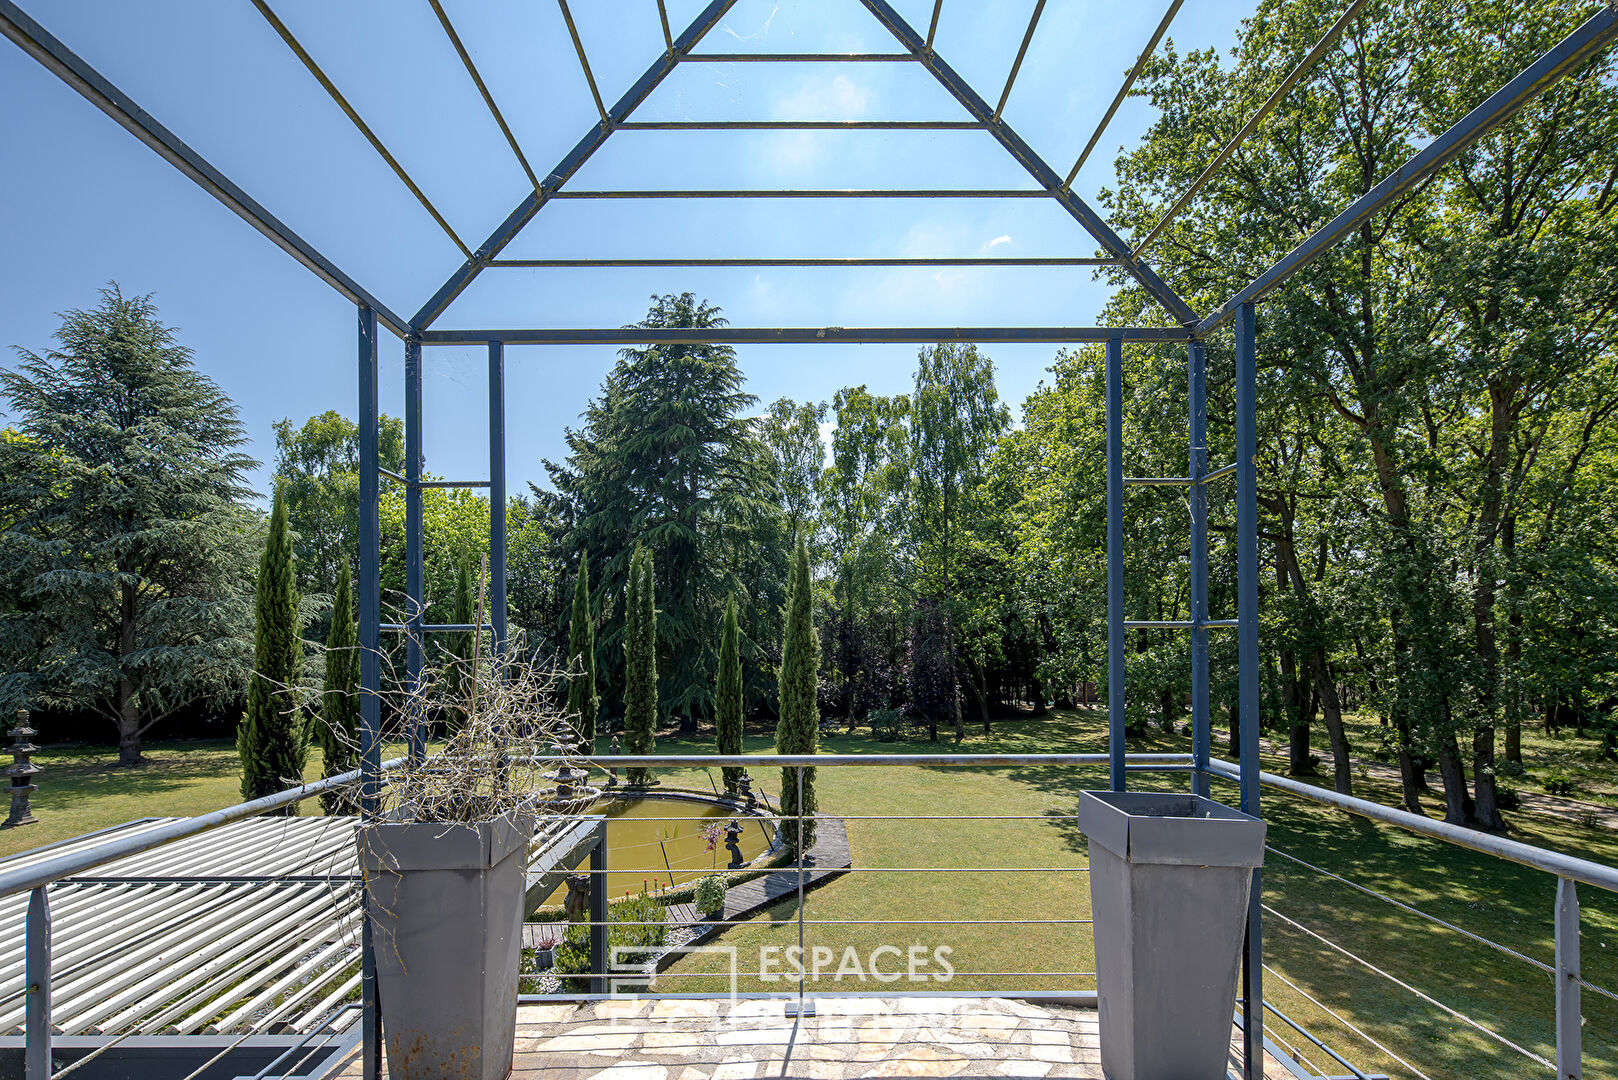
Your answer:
0;0;1251;497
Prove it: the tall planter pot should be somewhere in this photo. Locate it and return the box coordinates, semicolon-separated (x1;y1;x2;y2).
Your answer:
1076;791;1265;1080
359;808;536;1080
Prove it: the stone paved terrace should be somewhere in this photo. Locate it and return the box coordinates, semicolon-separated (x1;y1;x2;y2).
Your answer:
334;996;1298;1079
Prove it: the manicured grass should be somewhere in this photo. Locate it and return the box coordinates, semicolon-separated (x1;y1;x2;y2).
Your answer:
655;710;1617;1080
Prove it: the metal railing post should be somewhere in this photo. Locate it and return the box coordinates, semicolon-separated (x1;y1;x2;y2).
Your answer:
588;823;608;994
357;304;383;1080
488;341;508;663
1105;333;1126;792
1556;877;1581;1079
25;885;50;1080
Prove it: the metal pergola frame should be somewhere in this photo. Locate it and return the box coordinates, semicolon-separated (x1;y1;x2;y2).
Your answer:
5;1;1617;1077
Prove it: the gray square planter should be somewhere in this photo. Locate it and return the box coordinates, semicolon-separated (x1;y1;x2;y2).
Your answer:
1076;791;1266;1080
359;808;536;1080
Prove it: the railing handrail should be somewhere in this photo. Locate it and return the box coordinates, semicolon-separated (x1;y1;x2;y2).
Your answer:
1207;757;1618;894
0;757;408;901
569;752;1193;767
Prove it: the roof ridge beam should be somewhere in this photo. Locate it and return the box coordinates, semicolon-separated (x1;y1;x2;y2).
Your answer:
854;0;1200;327
409;0;742;331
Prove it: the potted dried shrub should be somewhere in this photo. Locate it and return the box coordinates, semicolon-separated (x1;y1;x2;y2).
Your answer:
354;644;590;1080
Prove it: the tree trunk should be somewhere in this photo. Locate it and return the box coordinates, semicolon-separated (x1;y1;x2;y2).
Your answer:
117;580;142;765
1435;734;1472;827
1472;726;1506;832
1311;649;1352;795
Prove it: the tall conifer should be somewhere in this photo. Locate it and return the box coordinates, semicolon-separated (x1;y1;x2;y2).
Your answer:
623;546;658;785
318;564;358;814
566;554;599;748
716;595;744;794
239;484;306;808
776;536;818;852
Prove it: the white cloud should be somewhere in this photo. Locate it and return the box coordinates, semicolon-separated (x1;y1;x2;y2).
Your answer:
772;74;872;120
980;234;1013;252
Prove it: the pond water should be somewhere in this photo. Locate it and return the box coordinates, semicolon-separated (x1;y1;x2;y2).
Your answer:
540;796;774;904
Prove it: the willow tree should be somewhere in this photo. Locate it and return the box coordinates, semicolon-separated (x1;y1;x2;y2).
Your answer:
715;595;744;794
566;553;599;748
239;484;305;808
776;537;819;853
622;546;657;786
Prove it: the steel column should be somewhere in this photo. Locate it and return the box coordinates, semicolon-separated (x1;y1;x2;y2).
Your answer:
588;825;608;995
1235;301;1262;1079
404;337;426;763
1188;339;1210;797
24;885;49;1080
488;341;508;660
356;305;382;1080
1557;877;1581;1080
1105;334;1126;793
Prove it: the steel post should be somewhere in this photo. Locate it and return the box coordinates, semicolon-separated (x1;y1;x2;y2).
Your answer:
1557;877;1581;1080
1189;339;1210;797
24;886;49;1080
588;824;608;995
1235;301;1262;1079
488;341;508;661
357;305;382;1080
404;336;426;763
1106;334;1126;792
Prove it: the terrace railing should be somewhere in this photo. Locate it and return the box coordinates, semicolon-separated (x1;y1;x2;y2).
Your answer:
0;749;1612;1080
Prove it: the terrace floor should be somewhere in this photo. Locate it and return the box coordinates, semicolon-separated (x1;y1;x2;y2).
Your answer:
333;996;1298;1079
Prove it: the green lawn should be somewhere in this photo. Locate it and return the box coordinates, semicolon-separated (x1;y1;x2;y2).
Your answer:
4;715;1613;1080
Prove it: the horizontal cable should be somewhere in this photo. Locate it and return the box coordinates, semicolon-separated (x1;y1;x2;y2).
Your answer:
1263;963;1433;1080
248;0;471;259
681;52;915;61
1123;619;1238;629
615;120;986;130
637;970;1095;978
1132;0;1373;259
563;918;1094;927
488;257;1112;267
546;188;1050;199
1263;902;1551;1068
565;866;1087;873
1262;999;1372;1080
379;622;494;632
1266;846;1554;975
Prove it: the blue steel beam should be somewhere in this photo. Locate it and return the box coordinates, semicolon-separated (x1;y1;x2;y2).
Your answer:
1105;335;1126;792
488;341;508;660
0;0;409;338
404;338;426;764
355;306;382;1080
410;0;741;330
855;0;1200;327
1235;301;1263;1080
1189;338;1210;797
1198;3;1618;336
418;326;1191;345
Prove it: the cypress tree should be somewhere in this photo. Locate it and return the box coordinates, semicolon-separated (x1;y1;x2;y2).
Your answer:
623;546;658;785
446;546;475;732
565;553;599;749
716;595;744;794
239;484;306;809
318;564;359;815
776;536;819;853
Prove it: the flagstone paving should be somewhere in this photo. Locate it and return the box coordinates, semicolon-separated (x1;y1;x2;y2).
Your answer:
334;996;1297;1078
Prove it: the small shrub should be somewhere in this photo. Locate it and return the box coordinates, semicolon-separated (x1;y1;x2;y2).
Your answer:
1575;808;1601;830
1495;785;1521;812
694;874;727;915
554;890;668;988
870;708;906;742
1541;772;1577;796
